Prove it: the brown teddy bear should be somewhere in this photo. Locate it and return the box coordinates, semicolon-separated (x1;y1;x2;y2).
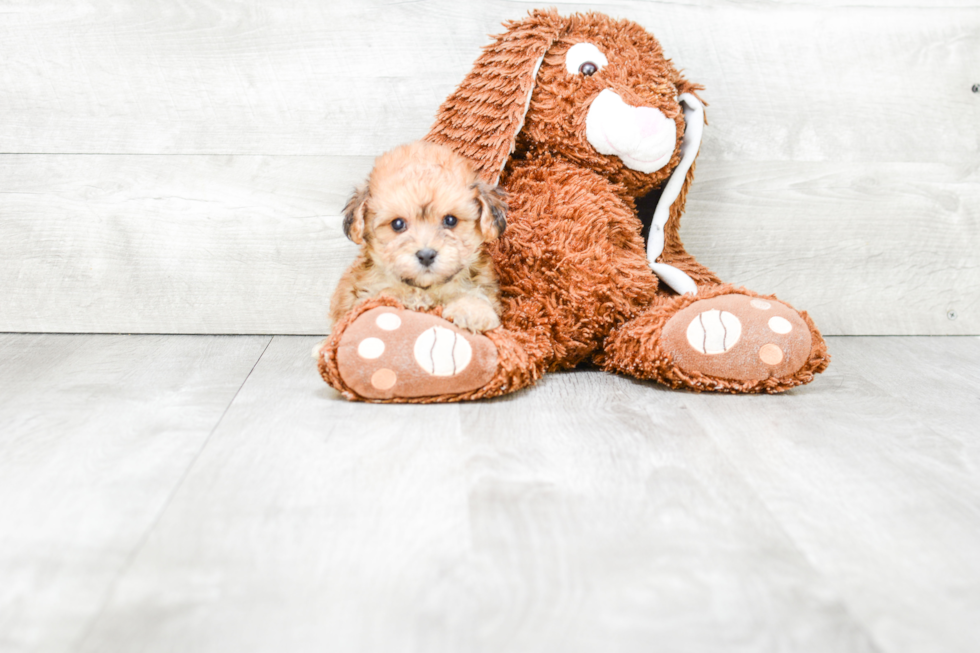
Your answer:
317;9;830;402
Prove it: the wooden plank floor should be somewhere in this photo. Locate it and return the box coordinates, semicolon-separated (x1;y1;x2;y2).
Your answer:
1;334;978;653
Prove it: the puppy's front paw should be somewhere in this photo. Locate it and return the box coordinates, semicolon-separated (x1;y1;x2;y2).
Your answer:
311;337;329;360
443;296;501;333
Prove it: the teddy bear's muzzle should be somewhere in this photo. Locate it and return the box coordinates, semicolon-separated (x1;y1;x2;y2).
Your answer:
585;88;677;174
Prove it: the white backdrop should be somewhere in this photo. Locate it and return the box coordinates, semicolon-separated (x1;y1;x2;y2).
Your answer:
1;0;977;334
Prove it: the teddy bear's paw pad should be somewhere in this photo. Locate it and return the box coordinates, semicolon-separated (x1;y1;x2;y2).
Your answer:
336;307;497;399
661;294;812;382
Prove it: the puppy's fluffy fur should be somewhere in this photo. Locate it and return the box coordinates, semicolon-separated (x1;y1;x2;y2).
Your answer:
330;141;507;332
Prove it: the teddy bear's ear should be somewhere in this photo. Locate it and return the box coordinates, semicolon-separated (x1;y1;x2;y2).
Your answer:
472;181;508;241
426;10;565;185
342;183;370;245
646;92;707;296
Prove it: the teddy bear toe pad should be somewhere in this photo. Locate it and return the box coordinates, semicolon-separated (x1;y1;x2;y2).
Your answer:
336;307;497;399
662;294;811;382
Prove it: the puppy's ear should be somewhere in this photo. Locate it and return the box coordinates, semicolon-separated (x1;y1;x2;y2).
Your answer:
342;184;370;244
473;181;508;241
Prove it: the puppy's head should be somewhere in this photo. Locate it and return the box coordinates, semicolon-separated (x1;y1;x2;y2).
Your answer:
343;141;506;289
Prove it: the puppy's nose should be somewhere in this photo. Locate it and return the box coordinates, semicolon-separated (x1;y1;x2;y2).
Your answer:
416;248;438;267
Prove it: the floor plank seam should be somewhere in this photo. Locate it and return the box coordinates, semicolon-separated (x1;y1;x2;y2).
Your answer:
679;396;892;653
66;335;275;653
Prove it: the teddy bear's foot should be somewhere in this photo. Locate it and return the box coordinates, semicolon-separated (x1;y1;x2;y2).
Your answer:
660;293;815;386
599;287;829;393
333;306;498;400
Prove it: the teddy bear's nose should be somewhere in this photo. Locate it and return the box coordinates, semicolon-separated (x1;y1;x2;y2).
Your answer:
416;248;438;267
585;89;676;174
635;106;669;138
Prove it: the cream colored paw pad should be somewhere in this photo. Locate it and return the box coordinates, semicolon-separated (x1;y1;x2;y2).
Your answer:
686;309;742;354
414;326;472;376
750;299;771;310
376;312;401;331
768;316;793;334
357;337;385;359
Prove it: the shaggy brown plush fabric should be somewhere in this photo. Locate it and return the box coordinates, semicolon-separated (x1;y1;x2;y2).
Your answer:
318;9;829;402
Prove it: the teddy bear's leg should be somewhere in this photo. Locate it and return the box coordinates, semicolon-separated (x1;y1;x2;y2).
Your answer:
317;297;549;403
598;284;830;393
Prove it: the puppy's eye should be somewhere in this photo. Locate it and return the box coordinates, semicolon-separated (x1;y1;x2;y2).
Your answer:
391;218;407;232
565;42;608;76
442;215;458;228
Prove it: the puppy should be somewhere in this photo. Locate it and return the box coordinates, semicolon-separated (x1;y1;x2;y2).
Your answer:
330;141;507;333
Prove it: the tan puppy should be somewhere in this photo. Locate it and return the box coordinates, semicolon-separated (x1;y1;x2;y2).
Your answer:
330;141;507;333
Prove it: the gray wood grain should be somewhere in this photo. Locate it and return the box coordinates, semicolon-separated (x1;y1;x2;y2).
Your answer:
1;155;975;335
2;0;977;334
2;334;980;651
681;336;980;653
73;336;878;653
0;0;976;161
0;334;270;653
686;163;980;336
0;154;365;334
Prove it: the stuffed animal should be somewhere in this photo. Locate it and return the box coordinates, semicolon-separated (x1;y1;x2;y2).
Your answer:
317;9;829;402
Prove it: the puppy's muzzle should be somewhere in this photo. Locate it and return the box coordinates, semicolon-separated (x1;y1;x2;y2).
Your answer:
416;248;438;268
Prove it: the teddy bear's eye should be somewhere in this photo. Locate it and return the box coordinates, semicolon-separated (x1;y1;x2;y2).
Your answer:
391;218;407;232
565;42;608;76
442;215;458;228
